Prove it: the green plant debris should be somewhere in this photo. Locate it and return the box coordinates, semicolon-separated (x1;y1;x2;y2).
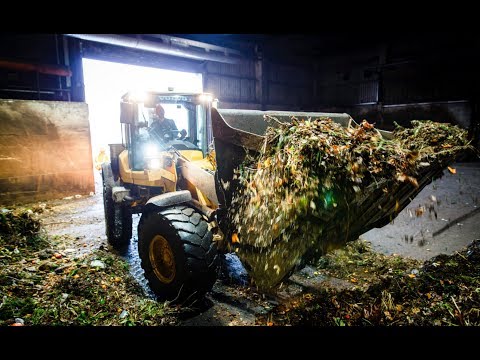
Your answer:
230;117;474;289
256;239;480;326
0;209;47;251
0;209;177;326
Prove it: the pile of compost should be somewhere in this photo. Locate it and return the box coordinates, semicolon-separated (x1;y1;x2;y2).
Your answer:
256;239;480;326
0;208;177;326
230;117;474;289
0;209;44;249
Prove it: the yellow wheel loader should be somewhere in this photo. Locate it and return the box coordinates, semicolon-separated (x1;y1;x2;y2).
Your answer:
103;91;449;302
103;91;220;302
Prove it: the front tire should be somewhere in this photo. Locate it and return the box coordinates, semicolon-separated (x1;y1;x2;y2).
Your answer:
138;205;219;303
102;163;132;247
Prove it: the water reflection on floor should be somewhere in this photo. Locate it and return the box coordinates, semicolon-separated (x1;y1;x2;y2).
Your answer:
113;214;157;299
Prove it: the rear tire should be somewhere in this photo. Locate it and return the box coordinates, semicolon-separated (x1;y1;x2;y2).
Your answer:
138;205;219;303
102;163;132;247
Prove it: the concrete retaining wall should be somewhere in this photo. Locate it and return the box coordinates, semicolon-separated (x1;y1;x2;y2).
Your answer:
0;99;94;205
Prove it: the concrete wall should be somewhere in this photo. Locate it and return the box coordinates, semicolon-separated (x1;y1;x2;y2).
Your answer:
0;99;94;205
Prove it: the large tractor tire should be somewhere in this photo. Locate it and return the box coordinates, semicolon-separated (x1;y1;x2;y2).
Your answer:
101;163;132;247
138;205;219;303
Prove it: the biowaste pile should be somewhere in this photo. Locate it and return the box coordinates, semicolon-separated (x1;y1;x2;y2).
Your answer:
230;117;474;289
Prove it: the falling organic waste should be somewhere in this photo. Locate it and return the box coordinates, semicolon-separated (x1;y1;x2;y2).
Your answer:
230;117;474;289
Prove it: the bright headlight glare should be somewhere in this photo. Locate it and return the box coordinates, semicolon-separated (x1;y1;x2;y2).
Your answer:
145;143;159;157
199;94;213;102
130;90;147;103
149;158;161;169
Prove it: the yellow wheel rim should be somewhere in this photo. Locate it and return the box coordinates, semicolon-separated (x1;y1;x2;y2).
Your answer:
149;235;176;284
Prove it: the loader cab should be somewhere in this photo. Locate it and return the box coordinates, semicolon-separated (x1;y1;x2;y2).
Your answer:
120;91;214;171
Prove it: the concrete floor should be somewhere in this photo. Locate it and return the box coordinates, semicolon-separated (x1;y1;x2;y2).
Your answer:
362;161;480;260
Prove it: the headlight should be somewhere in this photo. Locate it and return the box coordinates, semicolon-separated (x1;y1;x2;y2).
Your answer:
148;158;162;170
145;143;159;157
199;94;213;102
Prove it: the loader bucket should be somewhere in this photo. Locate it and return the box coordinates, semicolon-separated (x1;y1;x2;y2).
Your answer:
212;108;357;149
210;108;450;288
211;108;359;213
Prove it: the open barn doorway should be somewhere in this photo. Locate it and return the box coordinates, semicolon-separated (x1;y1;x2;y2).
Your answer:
82;58;203;193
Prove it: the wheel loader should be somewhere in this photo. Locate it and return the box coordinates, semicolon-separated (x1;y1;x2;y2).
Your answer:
102;91;450;302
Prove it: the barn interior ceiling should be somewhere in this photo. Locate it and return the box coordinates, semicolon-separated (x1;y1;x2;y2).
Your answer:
59;32;480;75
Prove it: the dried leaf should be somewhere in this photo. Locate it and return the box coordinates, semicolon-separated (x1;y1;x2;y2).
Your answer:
407;176;419;187
415;206;425;217
448;166;456;174
361;119;375;130
273;264;281;275
397;173;418;187
231;233;239;243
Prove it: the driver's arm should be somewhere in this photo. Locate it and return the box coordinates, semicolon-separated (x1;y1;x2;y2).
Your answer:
168;119;178;131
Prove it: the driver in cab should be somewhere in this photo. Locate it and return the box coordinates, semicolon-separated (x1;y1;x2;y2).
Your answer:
149;103;178;142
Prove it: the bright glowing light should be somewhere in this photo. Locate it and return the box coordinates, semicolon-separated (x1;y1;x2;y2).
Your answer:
130;90;147;103
149;158;162;169
145;143;159;157
199;94;213;102
82;58;203;162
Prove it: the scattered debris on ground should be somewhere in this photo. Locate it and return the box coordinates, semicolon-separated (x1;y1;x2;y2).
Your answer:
2;161;479;326
0;208;177;326
257;239;480;326
231;118;474;289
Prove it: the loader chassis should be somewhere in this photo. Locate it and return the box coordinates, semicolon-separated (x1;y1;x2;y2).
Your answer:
103;92;220;303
